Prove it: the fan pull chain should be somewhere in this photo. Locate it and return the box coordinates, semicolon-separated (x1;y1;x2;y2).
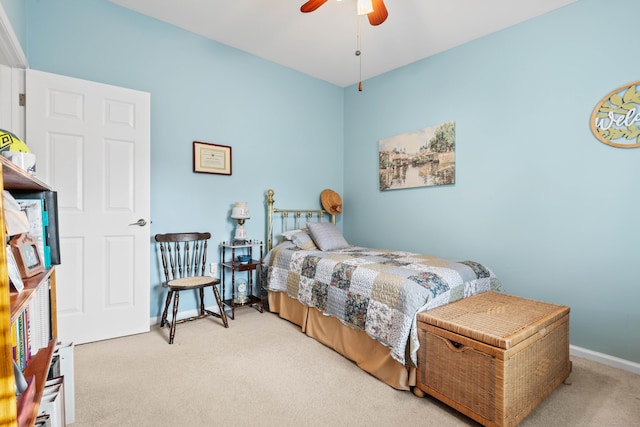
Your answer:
356;15;363;91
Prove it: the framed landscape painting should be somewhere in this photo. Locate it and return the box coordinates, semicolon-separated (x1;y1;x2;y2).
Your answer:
379;121;455;191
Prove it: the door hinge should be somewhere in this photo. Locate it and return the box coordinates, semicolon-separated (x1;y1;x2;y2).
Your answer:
19;93;25;107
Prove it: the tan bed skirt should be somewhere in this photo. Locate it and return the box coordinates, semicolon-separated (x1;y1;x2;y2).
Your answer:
268;290;416;390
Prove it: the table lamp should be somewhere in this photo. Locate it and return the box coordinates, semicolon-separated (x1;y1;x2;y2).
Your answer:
231;201;250;244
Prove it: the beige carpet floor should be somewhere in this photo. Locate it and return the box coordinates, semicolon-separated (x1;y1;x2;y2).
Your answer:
72;308;640;426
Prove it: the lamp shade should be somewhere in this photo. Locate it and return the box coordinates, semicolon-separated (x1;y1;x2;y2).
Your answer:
357;0;374;15
231;202;250;219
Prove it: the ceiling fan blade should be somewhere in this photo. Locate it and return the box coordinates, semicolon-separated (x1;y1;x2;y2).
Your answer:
368;0;388;26
301;0;329;13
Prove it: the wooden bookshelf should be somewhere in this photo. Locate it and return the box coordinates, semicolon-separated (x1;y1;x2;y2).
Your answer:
9;270;54;325
0;157;59;427
0;158;49;192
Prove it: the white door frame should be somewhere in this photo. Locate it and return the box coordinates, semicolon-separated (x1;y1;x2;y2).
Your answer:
0;3;27;138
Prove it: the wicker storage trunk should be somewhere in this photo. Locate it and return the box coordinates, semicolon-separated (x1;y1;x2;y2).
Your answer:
416;291;570;427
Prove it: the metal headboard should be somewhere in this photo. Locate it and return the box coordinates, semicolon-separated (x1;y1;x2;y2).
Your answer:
266;189;336;250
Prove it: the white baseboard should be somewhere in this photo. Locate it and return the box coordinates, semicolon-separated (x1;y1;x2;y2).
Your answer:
570;345;640;376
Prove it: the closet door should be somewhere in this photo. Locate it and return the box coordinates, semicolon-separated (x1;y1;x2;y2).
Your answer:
26;69;151;344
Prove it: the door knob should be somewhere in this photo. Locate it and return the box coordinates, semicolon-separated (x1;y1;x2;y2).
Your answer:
129;219;147;227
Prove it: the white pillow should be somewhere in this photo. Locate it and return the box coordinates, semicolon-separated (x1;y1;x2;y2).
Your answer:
282;229;305;240
281;229;318;250
306;222;349;251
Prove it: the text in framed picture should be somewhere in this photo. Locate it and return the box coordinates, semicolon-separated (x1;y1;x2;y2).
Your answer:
10;233;45;279
193;141;232;175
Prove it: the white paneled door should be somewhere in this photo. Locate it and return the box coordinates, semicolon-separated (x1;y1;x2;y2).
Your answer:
26;69;150;344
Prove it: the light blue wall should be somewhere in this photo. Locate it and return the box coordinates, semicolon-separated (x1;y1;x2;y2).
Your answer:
16;0;639;363
24;0;344;316
344;0;640;363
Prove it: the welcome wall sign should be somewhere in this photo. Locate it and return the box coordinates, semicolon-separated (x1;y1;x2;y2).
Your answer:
591;80;640;148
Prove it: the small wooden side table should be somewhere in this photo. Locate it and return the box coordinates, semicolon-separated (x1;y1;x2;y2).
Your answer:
220;240;264;319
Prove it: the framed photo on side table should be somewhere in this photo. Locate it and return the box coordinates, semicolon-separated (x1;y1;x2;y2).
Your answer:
193;141;232;175
10;233;44;279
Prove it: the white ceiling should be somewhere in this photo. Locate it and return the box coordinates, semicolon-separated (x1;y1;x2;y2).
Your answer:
109;0;577;87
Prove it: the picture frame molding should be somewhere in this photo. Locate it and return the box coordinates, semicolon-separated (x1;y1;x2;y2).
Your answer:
378;121;456;191
193;141;232;175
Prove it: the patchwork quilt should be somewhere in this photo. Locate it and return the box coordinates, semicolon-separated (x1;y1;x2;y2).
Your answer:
263;242;503;366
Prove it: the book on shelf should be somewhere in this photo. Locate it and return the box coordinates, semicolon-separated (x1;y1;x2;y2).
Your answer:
11;279;51;369
13;309;31;370
29;280;52;353
48;354;60;379
15;197;50;269
13;190;60;266
7;243;25;293
34;414;51;427
3;190;30;236
45;191;60;266
43;376;63;395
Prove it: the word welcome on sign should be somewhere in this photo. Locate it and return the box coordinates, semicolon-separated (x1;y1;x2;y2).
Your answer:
591;80;640;148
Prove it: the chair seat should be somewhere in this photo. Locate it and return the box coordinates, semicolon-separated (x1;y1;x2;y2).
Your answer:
167;276;218;289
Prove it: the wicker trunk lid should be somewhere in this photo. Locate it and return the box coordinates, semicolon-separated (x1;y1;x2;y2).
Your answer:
418;291;569;349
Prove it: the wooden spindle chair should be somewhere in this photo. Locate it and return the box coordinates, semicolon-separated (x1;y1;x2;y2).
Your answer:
155;232;229;344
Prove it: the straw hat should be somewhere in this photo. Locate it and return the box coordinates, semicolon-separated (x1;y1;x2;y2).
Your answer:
320;189;343;216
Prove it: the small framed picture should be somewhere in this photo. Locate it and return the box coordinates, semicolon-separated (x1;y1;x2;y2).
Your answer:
6;245;24;293
193;141;232;175
9;233;44;279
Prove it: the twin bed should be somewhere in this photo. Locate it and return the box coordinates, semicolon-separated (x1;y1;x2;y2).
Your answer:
261;189;503;390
